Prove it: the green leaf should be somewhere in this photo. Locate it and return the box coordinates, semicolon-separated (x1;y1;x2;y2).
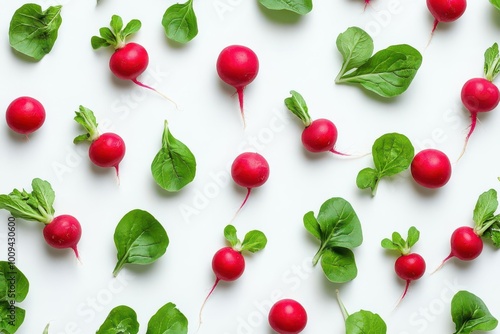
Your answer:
110;15;123;35
316;197;363;249
451;291;498;334
0;262;29;303
338;44;423;98
98;27;116;45
0;302;25;334
146;302;188;334
357;133;414;196
43;323;50;334
96;305;139;334
162;0;198;44
284;90;312;127
91;36;111;50
73;106;100;143
335;27;374;80
321;248;357;283
121;19;141;39
484;43;500;81
240;230;267;253
381;238;398;251
31;178;55;217
258;0;313;15
9;4;63;61
407;226;420;248
482;220;500;248
490;0;500;11
113;209;169;277
303;211;321;240
224;225;239;248
382;227;420;255
345;310;387;334
472;189;498;230
151;120;196;192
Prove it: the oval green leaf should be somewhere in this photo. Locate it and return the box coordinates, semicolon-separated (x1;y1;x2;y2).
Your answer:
113;209;169;276
146;302;188;334
0;302;25;334
162;0;198;44
452;291;498;334
96;305;139;334
258;0;313;15
0;262;29;303
321;247;357;283
346;310;387;334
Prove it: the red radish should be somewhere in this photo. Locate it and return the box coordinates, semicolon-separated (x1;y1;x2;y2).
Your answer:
92;15;176;106
43;214;82;259
198;225;267;328
231;152;270;217
74;106;126;178
268;299;308;334
217;45;259;126
381;226;425;306
438;226;483;269
427;0;466;34
6;96;45;135
411;149;452;188
284;91;348;156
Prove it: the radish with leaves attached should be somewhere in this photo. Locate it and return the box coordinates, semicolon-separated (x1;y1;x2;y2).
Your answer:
0;178;82;259
459;43;500;159
91;15;176;106
284;90;348;156
73;106;126;179
435;189;500;272
231;152;269;218
382;226;426;306
198;225;267;328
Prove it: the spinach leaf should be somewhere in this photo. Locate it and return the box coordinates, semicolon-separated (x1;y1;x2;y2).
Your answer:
96;305;139;334
258;0;313;15
484;43;500;81
146;302;188;334
0;302;25;334
451;291;498;334
113;209;169;276
162;0;198;44
9;4;62;61
0;262;29;303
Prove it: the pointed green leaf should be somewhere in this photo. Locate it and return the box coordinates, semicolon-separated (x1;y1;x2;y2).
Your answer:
284;90;312;126
452;291;498;334
224;225;239;248
162;0;198;44
146;303;188;334
303;211;321;240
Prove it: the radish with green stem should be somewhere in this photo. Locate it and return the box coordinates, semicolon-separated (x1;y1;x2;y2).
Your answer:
459;43;500;159
284;90;348;156
381;226;426;306
231;152;269;218
435;189;500;272
217;45;259;126
268;299;307;334
0;178;81;259
5;96;46;136
73;106;126;179
198;225;267;328
91;15;176;107
336;289;387;333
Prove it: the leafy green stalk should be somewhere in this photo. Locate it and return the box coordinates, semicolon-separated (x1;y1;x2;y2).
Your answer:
284;90;312;126
73;106;100;143
451;291;498;334
484;43;500;82
162;0;198;44
258;0;313;15
0;179;55;224
9;4;63;61
381;226;420;255
356;133;414;196
43;324;50;334
151;120;196;192
468;189;500;248
91;15;141;50
304;197;363;283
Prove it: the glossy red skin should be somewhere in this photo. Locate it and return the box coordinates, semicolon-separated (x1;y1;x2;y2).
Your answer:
426;0;466;22
395;253;426;281
450;226;483;261
6;96;46;135
43;215;81;250
461;78;500;114
231;152;270;188
216;45;259;89
301;119;338;153
109;43;149;80
269;299;307;334
212;247;245;281
89;133;126;168
411;149;452;189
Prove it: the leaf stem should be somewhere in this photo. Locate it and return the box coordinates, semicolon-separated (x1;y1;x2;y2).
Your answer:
312;245;325;266
112;253;128;277
476;218;498;236
335;289;350;321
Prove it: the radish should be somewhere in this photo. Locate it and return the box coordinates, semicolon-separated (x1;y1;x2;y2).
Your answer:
231;152;270;217
268;299;307;334
73;105;126;178
284;90;348;156
0;178;82;259
427;0;466;34
91;15;176;106
411;149;452;188
458;43;500;159
435;189;500;272
198;225;267;328
382;226;426;306
216;45;259;126
5;96;45;136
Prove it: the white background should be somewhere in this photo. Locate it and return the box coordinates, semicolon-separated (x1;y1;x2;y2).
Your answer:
1;0;500;333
